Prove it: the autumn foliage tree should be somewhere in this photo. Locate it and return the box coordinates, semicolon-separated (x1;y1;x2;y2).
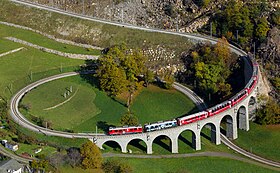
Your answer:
120;112;139;126
96;44;147;110
183;37;236;101
256;99;280;125
208;0;270;47
80;141;103;169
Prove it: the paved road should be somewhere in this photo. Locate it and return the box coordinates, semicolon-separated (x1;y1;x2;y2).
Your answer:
7;0;280;168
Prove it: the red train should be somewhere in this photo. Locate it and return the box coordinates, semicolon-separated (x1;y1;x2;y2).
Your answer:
108;62;258;135
108;125;143;135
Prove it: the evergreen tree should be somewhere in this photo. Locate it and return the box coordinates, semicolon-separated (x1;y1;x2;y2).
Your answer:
255;17;269;41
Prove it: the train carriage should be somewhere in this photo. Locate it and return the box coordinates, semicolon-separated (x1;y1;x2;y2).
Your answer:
108;125;142;135
207;101;232;116
144;119;177;132
177;111;208;126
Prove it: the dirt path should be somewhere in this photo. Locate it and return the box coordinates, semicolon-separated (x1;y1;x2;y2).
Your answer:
43;88;79;111
0;47;24;58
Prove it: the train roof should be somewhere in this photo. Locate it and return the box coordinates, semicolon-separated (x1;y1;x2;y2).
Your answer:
207;99;231;112
177;111;207;121
145;119;176;126
109;125;142;130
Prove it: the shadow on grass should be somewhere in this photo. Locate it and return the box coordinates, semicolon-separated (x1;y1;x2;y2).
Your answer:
111;97;127;108
77;59;99;87
78;60;128;108
201;132;211;142
178;134;194;149
153;136;171;153
97;121;116;133
128;139;147;153
103;141;121;151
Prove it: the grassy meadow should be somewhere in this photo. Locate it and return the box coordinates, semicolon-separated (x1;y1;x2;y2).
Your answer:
0;24;101;55
21;75;196;132
234;122;280;162
111;157;279;173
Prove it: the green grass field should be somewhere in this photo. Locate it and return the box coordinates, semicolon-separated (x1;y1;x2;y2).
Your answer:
131;85;197;124
21;75;196;132
15;143;56;157
234;122;280;162
0;24;101;55
0;40;84;99
58;157;279;173
105;157;278;173
14;122;88;149
0;39;23;54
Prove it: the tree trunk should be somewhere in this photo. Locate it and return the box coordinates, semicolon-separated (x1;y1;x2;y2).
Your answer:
127;92;133;112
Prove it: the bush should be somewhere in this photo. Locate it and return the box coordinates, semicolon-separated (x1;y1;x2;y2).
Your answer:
256;99;280;125
102;160;133;173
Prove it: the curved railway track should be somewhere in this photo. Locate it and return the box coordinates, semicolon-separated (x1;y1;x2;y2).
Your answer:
7;0;280;168
0;145;32;164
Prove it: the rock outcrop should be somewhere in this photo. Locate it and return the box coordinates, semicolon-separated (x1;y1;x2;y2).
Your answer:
258;27;280;100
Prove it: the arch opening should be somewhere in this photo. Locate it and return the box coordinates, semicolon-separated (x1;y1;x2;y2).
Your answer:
237;106;248;130
248;96;257;121
220;115;234;139
102;141;122;152
152;135;172;154
178;129;197;152
127;138;147;154
200;123;217;144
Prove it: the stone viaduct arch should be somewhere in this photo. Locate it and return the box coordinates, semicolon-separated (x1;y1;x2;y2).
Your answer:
95;82;258;154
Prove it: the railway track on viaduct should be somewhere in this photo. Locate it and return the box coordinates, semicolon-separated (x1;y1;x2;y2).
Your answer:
6;0;280;168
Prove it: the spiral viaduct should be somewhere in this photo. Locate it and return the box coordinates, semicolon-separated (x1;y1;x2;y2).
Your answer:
8;0;269;164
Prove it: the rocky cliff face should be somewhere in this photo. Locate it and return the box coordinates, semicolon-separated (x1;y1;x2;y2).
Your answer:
258;27;280;100
27;0;225;32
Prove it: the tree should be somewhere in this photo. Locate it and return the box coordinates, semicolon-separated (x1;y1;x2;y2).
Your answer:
48;153;65;168
102;160;133;173
255;17;269;41
120;112;139;126
214;37;231;66
118;162;133;173
270;10;280;26
195;62;222;95
80;141;102;169
30;160;49;172
67;147;82;167
256;100;280;125
194;0;211;7
96;55;127;96
144;70;154;87
96;44;147;109
241;6;253;38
